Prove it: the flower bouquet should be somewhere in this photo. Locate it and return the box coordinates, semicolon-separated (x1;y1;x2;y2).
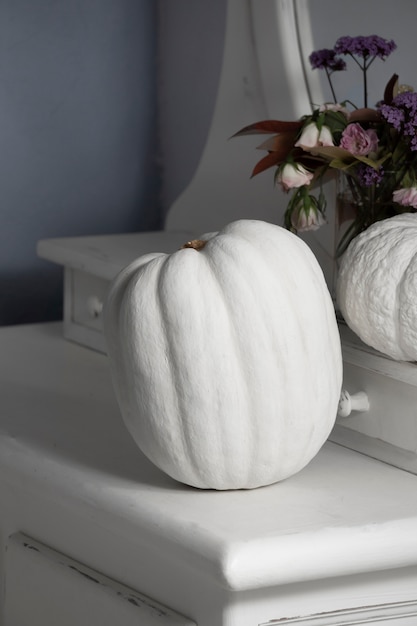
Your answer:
234;35;417;256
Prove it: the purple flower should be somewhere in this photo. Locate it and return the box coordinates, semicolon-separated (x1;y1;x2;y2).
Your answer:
309;49;346;71
393;91;417;115
379;91;417;149
356;164;384;187
340;123;379;156
395;91;417;104
334;35;396;60
378;103;404;130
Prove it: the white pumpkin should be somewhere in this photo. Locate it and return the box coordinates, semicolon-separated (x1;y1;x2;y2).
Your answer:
337;213;417;361
104;219;342;490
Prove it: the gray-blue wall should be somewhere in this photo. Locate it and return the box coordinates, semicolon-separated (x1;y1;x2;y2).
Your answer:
157;0;225;214
0;0;161;325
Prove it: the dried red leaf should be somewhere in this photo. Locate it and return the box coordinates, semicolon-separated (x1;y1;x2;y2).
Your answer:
383;73;399;104
232;119;303;137
256;131;299;152
251;152;284;177
349;108;381;123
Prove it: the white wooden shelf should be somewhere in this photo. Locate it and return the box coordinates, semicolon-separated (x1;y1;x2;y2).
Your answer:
37;231;194;352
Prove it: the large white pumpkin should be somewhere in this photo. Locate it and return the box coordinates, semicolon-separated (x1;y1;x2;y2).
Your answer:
337;213;417;362
104;219;342;490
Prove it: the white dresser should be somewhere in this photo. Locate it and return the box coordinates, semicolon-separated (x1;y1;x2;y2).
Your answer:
3;2;417;623
0;322;417;625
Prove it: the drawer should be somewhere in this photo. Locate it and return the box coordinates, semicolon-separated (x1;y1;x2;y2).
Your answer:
71;269;108;332
329;323;417;475
64;268;110;353
37;230;195;353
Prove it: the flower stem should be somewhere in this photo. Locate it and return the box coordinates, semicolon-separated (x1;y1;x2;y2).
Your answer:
362;66;368;108
325;68;338;103
347;53;371;108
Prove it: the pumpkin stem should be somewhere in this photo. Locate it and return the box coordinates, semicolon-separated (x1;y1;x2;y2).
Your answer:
180;239;207;251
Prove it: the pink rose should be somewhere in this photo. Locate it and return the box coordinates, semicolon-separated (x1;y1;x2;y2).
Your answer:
393;187;417;209
340;123;379;156
291;205;326;232
295;122;334;148
277;163;314;191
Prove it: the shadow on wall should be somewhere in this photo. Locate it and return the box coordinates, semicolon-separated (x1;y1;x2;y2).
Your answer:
0;0;161;326
157;0;226;215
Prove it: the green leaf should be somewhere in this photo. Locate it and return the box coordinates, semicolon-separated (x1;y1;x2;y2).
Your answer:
300;145;354;162
328;159;354;170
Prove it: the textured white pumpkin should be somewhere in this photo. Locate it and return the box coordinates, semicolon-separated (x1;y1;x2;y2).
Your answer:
104;219;342;490
337;213;417;361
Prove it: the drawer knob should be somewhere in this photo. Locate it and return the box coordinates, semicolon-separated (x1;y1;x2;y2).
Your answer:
337;390;370;418
86;296;104;319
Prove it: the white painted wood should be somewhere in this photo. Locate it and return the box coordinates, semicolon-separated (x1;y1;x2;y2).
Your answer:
329;323;417;474
250;0;340;295
39;231;194;352
251;0;312;119
37;231;194;281
1;323;417;625
262;599;417;625
339;323;417;387
164;0;288;235
63;267;108;352
164;0;338;293
4;533;194;626
337;390;370;418
1;324;417;592
14;4;417;619
6;1;417;623
71;270;107;332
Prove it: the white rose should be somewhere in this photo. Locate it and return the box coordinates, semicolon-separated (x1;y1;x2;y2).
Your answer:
277;163;314;191
291;205;326;232
295;122;334;148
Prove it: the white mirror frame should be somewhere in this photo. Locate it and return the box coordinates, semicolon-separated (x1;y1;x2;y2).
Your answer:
166;1;324;228
166;0;338;291
250;0;315;119
251;0;338;290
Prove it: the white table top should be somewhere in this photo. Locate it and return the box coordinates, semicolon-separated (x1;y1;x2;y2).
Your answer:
1;323;417;592
37;231;195;279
